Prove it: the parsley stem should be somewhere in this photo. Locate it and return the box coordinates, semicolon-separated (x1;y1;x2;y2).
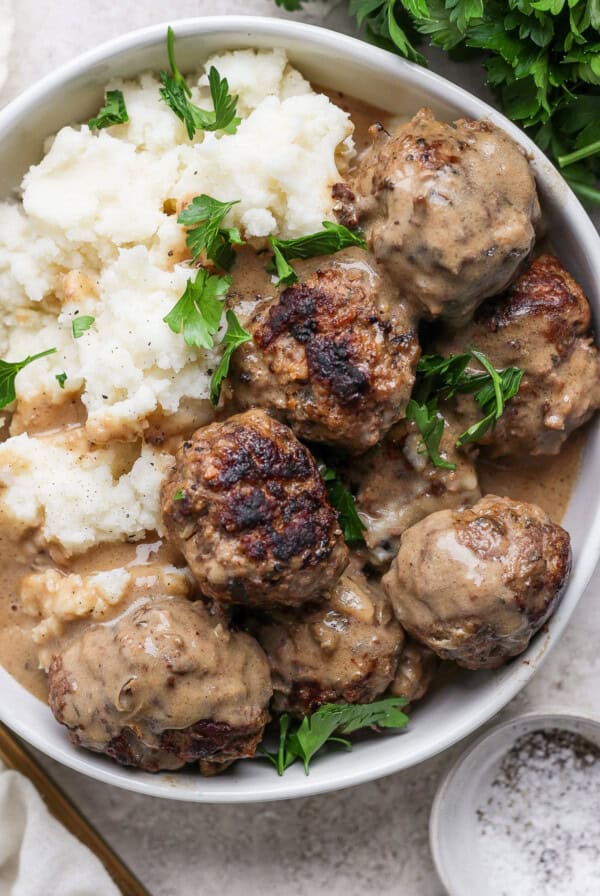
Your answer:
26;348;57;364
564;178;600;207
558;140;600;169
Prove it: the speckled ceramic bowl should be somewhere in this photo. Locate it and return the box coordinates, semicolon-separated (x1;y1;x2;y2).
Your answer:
430;710;600;895
1;17;599;802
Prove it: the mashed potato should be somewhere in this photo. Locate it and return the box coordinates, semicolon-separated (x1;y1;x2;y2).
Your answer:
0;50;354;552
0;432;173;554
21;564;191;647
0;49;353;430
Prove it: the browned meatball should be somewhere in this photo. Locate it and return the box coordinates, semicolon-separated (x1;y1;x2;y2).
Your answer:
231;250;420;454
353;414;480;567
334;108;540;326
389;640;438;704
252;561;403;715
48;597;272;774
437;254;600;456
161;410;348;608
383;495;571;670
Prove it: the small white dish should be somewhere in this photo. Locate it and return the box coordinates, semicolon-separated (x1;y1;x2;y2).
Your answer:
1;16;600;802
430;711;600;896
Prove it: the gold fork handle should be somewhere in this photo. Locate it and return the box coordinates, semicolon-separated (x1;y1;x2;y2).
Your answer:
0;722;151;896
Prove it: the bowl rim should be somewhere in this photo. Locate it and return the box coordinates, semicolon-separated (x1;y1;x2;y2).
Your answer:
429;709;600;895
1;14;600;803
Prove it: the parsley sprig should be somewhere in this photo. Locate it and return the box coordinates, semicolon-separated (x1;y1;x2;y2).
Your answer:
88;90;129;130
159;27;240;139
268;222;368;286
209;310;251;406
178;194;244;270
408;349;524;469
164;269;249;405
319;464;366;544
164;268;231;350
0;348;57;409
276;1;600;204
260;698;409;775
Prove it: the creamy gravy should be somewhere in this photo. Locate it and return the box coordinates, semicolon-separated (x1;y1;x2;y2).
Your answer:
0;91;587;704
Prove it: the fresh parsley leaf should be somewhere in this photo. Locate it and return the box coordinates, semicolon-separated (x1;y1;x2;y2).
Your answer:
178;194;243;270
455;362;524;446
406;398;457;470
0;348;57;409
173;489;184;501
72;316;95;339
209;310;251;406
159;27;240;139
408;348;524;462
261;698;409;776
268;222;368;285
163;268;231;350
278;1;600;205
55;372;67;390
412;352;472;404
319;464;367;544
88;90;129;130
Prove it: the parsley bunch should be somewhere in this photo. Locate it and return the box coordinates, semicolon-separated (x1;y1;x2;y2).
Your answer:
275;0;600;204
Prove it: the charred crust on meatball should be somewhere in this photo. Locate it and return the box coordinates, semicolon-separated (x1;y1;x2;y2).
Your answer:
161;410;348;607
232;264;420;453
474;255;592;355
100;715;270;773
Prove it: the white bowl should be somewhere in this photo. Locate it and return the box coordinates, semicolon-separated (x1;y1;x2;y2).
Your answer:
430;711;600;895
1;16;599;803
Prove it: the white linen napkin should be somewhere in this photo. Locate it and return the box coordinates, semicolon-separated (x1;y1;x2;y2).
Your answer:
0;760;121;896
0;0;13;93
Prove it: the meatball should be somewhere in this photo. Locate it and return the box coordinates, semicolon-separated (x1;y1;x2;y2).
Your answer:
231;251;420;453
161;409;348;608
252;562;403;715
334;108;540;326
353;414;480;567
436;254;600;456
48;597;272;773
390;640;438;704
383;495;571;670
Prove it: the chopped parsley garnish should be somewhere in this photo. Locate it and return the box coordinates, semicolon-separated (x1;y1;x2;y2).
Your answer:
408;349;524;468
55;372;68;390
0;348;57;409
268;222;368;286
209;310;251;406
174;489;184;501
164;270;249;406
260;698;409;775
178;194;243;270
406;399;456;471
72;316;95;339
159;26;240;139
163;268;231;350
88;90;129;130
319;464;366;544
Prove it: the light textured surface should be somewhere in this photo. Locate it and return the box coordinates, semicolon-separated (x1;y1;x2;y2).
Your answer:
2;4;600;895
